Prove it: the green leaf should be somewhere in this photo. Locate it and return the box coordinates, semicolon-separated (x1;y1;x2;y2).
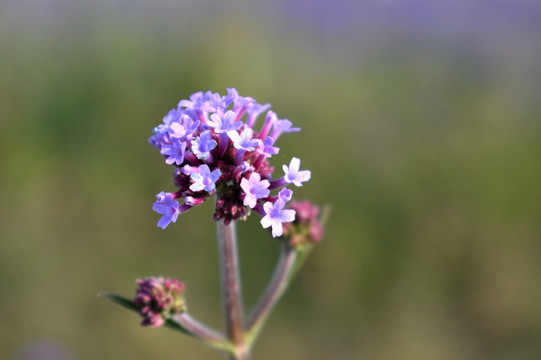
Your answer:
98;292;192;336
99;292;141;313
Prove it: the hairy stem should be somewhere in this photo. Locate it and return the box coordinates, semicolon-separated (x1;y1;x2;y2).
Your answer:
216;221;250;360
245;243;300;346
173;313;234;353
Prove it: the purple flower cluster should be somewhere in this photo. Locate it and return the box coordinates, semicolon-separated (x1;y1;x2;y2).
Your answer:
149;89;311;237
134;277;186;327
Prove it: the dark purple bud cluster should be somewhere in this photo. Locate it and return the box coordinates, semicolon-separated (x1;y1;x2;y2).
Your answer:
282;201;324;246
134;277;186;327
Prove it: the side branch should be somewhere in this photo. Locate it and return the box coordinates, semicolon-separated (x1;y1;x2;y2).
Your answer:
245;243;304;346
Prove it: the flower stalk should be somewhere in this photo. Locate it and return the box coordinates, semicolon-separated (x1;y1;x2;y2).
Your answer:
216;220;250;360
245;243;310;347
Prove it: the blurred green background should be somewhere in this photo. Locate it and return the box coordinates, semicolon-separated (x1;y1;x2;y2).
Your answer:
1;1;540;359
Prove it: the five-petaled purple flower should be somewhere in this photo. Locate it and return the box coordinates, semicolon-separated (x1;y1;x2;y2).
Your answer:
149;89;312;235
260;199;296;238
208;110;242;133
190;164;221;192
152;192;181;229
240;172;270;208
283;157;311;187
191;130;217;159
160;139;186;165
228;128;259;151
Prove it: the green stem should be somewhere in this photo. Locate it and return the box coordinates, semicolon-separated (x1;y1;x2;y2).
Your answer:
173;313;235;354
216;221;250;360
245;243;311;347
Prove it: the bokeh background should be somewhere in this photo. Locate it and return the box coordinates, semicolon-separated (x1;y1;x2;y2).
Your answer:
1;0;540;359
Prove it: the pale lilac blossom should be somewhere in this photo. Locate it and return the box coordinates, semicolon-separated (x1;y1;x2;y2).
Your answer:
271;119;300;140
228;128;258;151
191;130;217;159
240;172;270;208
160;139;187;165
260;200;296;237
257;137;279;158
283;157;311;186
152;192;181;229
208;110;242;133
190;164;221;192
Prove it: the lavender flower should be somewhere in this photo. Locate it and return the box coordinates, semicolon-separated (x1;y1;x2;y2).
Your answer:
283;157;311;187
228;128;259;151
190;164;221;192
152;192;181;229
134;277;186;327
208;110;242;133
240;172;270;208
271;119;300;140
260;199;296;238
257;137;279;158
191;130;217;159
278;188;293;203
160;139;187;165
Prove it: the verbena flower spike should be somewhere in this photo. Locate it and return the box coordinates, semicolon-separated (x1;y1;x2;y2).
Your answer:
148;88;308;231
100;89;326;360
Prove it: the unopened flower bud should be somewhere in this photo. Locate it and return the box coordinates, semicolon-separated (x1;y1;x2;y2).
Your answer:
134;277;186;327
282;201;324;247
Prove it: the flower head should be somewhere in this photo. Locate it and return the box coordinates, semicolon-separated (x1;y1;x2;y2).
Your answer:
134;277;186;327
149;89;311;232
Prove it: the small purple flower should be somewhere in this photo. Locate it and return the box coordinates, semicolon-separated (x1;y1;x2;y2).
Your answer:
278;188;293;203
160;139;187;165
246;103;271;128
228;128;259;151
271;119;300;140
208;110;242;133
204;91;223;112
178;91;205;110
257;136;280;158
222;88;239;107
168;122;186;138
240;172;270;208
191;130;217;159
134;277;186;327
149;124;170;149
283;157;311;187
190;164;221;192
233;95;256;112
168;114;200;140
152;192;181;229
260;199;296;237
